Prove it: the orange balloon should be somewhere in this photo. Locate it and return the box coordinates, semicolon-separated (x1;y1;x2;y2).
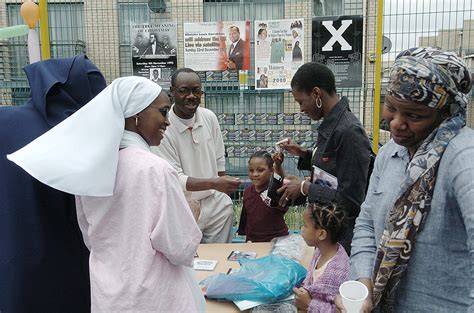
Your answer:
20;0;40;29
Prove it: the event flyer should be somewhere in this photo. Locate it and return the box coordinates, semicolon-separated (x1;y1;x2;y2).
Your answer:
130;22;177;89
254;19;304;90
184;21;250;72
312;15;363;88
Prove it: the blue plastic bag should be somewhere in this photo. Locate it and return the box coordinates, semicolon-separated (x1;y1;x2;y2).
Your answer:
200;254;307;302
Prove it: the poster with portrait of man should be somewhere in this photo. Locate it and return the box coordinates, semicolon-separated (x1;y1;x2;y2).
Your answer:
254;19;304;90
184;21;250;74
149;68;161;83
130;22;177;89
312;15;363;88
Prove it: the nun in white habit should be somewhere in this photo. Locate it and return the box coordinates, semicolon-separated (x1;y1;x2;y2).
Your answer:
8;76;205;312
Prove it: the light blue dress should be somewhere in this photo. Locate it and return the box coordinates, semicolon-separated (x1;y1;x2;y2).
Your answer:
350;127;474;312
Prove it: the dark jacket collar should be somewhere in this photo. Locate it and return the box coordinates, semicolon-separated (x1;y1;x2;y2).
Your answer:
318;96;349;139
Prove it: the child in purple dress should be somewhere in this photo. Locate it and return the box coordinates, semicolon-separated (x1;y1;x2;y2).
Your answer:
237;151;289;242
294;202;349;312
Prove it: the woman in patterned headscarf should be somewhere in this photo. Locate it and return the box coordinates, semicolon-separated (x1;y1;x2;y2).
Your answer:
336;47;474;312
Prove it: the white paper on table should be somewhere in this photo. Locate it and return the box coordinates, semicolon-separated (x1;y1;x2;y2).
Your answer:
233;294;294;311
193;259;218;271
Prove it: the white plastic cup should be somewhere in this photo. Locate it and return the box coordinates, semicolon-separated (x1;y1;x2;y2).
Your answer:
339;280;369;313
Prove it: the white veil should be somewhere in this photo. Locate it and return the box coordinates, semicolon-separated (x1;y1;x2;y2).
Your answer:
7;76;162;197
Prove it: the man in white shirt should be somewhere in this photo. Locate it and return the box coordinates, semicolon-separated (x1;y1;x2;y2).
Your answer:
152;68;240;243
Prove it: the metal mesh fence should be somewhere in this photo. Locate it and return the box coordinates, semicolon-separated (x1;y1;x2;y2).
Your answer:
0;0;473;233
376;0;474;139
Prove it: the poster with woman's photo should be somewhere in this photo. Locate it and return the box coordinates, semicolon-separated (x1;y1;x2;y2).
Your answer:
254;19;304;90
130;22;177;89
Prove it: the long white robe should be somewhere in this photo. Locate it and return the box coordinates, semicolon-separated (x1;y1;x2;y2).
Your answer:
76;147;204;312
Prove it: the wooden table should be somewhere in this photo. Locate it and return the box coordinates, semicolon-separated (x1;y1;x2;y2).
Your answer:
195;242;314;312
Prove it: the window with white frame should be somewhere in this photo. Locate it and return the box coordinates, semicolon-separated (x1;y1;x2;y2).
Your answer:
48;4;85;58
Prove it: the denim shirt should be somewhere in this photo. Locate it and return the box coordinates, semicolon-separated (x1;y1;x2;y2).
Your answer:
298;96;371;218
350;127;474;312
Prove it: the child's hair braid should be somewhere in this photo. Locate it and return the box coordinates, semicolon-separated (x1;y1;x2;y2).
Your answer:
249;150;273;168
308;201;347;243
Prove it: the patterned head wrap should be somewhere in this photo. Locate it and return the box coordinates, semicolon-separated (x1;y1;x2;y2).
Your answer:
387;46;472;122
372;47;472;312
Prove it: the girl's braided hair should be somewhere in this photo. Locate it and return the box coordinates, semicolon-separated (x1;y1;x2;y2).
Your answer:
307;201;347;243
249;150;273;168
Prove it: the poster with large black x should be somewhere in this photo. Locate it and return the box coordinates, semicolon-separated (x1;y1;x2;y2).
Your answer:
312;15;363;88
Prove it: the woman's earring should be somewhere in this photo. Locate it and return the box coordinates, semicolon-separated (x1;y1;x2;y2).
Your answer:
135;116;139;126
316;97;323;109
